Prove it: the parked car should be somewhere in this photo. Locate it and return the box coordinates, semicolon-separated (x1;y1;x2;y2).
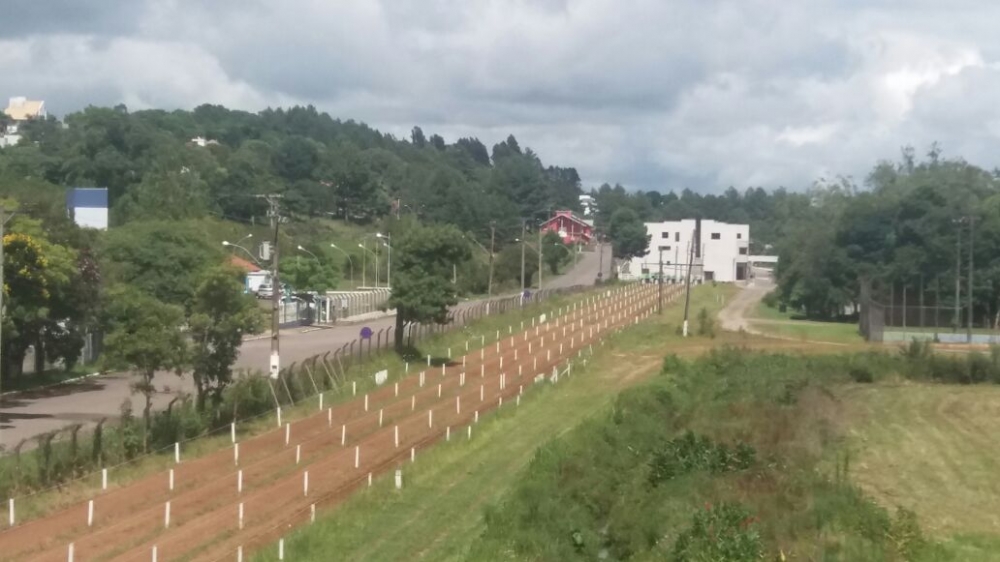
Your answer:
256;284;274;299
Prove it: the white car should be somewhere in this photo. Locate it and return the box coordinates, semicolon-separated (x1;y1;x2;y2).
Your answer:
256;284;274;299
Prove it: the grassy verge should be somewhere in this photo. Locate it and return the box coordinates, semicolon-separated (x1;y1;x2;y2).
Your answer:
0;364;94;395
252;284;737;561
751;300;862;344
0;285;607;522
843;383;1000;559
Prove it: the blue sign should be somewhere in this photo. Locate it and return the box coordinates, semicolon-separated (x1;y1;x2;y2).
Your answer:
360;327;373;339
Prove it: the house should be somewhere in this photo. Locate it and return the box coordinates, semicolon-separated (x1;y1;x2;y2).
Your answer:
579;194;596;217
618;218;749;283
1;96;46;148
229;255;270;294
189;136;219;148
66;188;109;230
540;210;593;245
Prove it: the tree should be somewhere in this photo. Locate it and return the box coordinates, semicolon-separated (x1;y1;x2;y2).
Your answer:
608;208;650;260
387;224;471;351
189;267;264;411
1;231;51;379
543;231;566;274
100;220;221;310
411;126;427;148
100;285;187;450
279;253;340;292
494;243;538;289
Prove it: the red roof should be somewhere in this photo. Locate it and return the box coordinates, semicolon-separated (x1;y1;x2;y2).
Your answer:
541;210;591;229
229;255;262;273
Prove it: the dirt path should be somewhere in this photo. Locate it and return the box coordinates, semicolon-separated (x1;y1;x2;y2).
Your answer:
716;272;773;334
0;283;667;562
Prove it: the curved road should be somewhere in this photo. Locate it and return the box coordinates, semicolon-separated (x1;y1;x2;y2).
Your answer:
0;244;610;450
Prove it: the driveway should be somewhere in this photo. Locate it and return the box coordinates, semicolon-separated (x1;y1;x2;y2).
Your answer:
0;244;610;450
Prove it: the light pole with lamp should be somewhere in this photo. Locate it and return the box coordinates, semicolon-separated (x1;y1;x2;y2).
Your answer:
376;232;391;288
329;244;355;287
358;243;377;288
296;245;320;263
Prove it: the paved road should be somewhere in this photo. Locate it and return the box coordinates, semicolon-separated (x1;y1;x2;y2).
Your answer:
0;244;610;450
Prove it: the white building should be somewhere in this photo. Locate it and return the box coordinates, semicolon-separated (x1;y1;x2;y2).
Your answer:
1;97;46;148
618;218;749;283
579;194;596;217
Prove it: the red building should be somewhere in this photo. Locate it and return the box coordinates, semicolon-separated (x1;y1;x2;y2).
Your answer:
540;210;593;244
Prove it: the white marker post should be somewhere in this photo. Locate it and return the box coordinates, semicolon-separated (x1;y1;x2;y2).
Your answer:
379;409;383;427
355;446;360;469
296;445;301;464
364;394;369;412
169;469;174;491
152;546;158;562
395;469;403;490
174;442;180;464
237;470;243;494
319;392;324;411
311;503;316;523
285;423;290;446
277;407;282;427
164;501;171;529
102;468;108;491
341;424;347;446
279;538;284;560
239;502;244;530
68;543;74;562
456;396;461;413
231;422;236;443
395;425;400;448
87;499;94;527
303;471;309;496
428;409;433;428
411;447;416;463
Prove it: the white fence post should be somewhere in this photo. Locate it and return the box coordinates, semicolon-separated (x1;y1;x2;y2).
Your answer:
87;499;94;527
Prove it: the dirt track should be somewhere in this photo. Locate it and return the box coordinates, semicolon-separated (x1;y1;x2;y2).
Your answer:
0;283;671;561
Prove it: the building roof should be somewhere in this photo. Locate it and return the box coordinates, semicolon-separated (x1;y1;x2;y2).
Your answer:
4;98;45;121
229;255;262;273
542;210;591;229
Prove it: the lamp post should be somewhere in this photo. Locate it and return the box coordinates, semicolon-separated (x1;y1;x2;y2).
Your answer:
376;232;391;288
330;244;355;287
222;240;263;267
296;245;320;263
358;243;377;288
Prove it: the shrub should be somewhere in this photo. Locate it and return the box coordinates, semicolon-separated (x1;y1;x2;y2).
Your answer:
672;502;764;562
696;307;716;338
648;431;756;487
848;366;874;383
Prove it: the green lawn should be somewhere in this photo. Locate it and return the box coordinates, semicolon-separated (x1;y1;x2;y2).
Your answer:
1;364;94;395
253;285;738;561
844;383;1000;560
751;300;863;344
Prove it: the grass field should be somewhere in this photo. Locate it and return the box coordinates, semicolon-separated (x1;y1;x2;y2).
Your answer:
252;285;739;561
750;300;863;344
843;383;1000;559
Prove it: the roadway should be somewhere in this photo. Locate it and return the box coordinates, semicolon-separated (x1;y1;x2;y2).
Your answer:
0;244;611;450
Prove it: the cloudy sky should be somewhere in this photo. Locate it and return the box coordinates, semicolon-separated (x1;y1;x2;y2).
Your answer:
3;0;998;192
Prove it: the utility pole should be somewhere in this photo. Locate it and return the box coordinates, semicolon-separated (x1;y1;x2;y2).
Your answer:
968;216;975;343
488;222;496;297
597;232;604;282
0;205;11;436
257;194;283;379
954;221;962;333
537;225;543;291
520;220;526;300
682;236;695;337
658;248;664;315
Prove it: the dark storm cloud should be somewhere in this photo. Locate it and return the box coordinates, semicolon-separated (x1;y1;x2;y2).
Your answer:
0;0;144;38
5;0;1000;192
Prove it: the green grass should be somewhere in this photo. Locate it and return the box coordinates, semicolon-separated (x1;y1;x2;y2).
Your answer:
843;383;1000;559
750;300;863;344
253;284;737;561
0;364;94;394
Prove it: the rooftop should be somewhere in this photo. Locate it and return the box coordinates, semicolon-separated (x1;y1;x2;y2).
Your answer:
4;97;46;121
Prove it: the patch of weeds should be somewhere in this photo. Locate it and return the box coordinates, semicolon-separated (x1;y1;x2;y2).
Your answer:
672;502;764;562
648;431;756;486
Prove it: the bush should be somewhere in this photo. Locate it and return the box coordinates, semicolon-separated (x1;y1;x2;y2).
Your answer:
848;366;874;383
648;431;756;487
696;307;716;338
672;502;764;562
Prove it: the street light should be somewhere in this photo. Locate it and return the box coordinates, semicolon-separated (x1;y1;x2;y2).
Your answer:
330;244;355;287
222;240;263;266
376;232;392;288
296;245;320;262
358;243;377;288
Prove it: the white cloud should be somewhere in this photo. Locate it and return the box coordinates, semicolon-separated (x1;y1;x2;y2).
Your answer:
4;0;1000;192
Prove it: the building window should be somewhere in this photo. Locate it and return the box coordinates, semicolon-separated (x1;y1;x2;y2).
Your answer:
711;232;721;240
739;247;748;255
661;232;669;239
737;233;743;239
675;232;680;242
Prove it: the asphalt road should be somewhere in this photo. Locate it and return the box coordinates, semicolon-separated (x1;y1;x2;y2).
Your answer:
0;244;611;450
